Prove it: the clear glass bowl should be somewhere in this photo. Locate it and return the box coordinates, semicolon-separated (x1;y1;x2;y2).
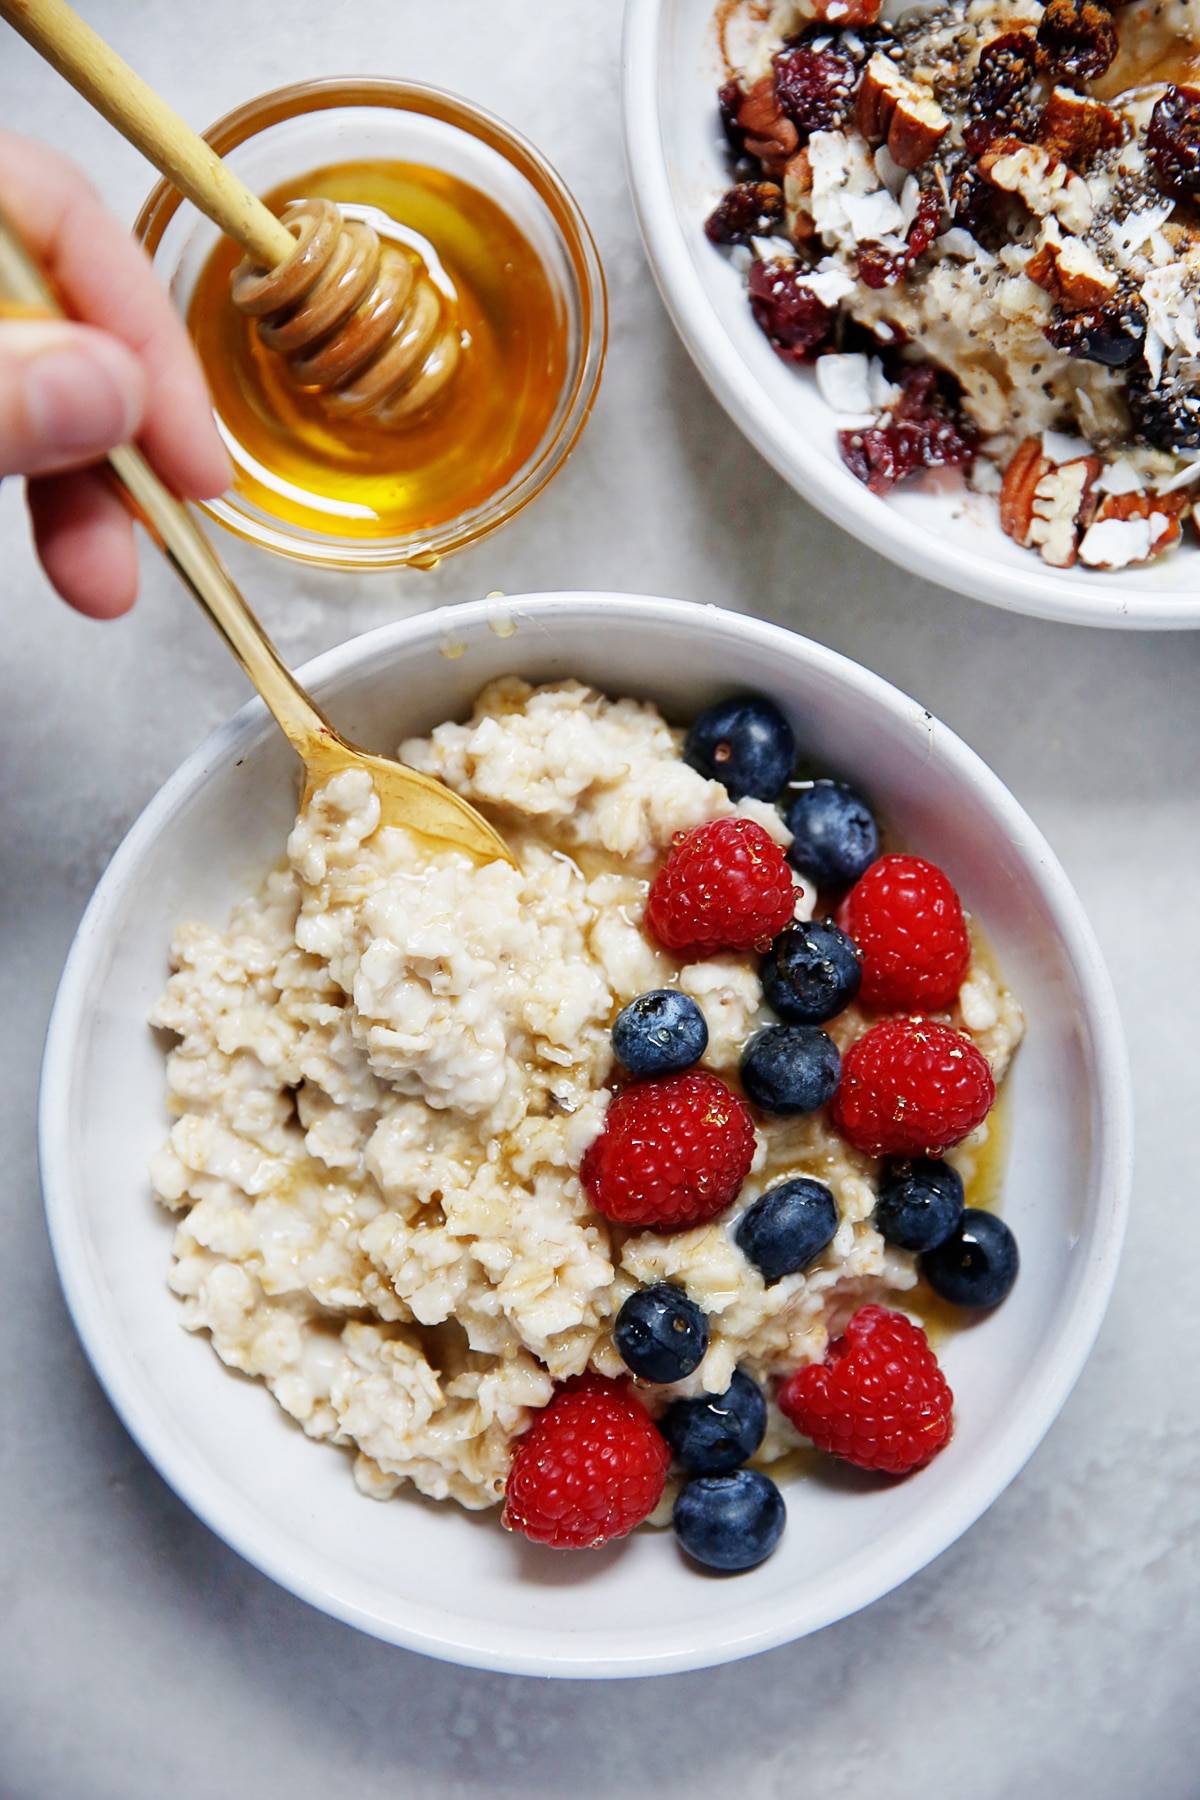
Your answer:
136;79;607;570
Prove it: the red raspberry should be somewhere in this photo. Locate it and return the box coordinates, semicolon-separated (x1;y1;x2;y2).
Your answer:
646;818;796;957
832;1018;995;1157
778;1304;954;1475
582;1071;756;1230
502;1375;670;1548
840;853;971;1012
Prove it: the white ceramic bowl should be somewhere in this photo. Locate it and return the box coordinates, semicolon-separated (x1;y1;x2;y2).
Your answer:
622;0;1200;631
40;593;1131;1677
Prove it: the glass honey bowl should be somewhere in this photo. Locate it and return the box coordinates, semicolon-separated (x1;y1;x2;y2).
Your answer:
136;79;607;570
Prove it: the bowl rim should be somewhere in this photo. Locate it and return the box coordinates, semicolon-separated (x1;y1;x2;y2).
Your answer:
38;593;1133;1677
620;0;1200;632
135;76;608;571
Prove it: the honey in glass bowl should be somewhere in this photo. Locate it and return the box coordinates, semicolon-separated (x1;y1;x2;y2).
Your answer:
135;80;606;570
189;158;569;544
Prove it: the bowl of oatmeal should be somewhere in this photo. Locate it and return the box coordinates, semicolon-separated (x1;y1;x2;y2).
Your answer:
40;593;1130;1674
623;0;1200;626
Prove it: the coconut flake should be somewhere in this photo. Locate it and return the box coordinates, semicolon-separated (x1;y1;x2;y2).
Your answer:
1078;516;1154;568
1109;202;1174;264
1042;429;1094;465
1096;459;1144;496
801;259;858;307
842;187;907;241
750;234;798;266
1156;457;1200;494
815;353;877;418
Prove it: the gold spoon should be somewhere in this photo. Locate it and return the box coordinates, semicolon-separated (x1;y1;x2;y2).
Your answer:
0;207;514;866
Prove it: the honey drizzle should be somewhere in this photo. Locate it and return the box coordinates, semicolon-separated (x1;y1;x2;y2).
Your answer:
187;159;568;540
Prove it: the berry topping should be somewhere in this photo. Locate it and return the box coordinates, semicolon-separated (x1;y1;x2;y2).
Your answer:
718;79;747;153
778;1304;954;1474
502;1375;670;1548
964;31;1039;153
747;259;834;361
613;989;709;1077
741;1023;841;1116
614;1282;710;1383
1147;85;1200;202
840;853;971;1013
783;779;879;891
661;1368;768;1474
1044;298;1147;369
735;1176;838;1284
839;364;976;495
1036;0;1117;86
874;1156;965;1253
1128;370;1200;453
761;919;863;1024
673;1469;787;1572
704;180;784;247
921;1208;1019;1308
646;818;797;958
684;694;796;801
581;1071;756;1231
832;1018;995;1158
772;41;859;135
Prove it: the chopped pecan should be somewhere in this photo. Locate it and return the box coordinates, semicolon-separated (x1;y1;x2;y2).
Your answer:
977;136;1094;232
999;437;1100;566
1026;226;1118;312
1079;490;1190;567
737;75;800;177
855;53;950;170
783;150;816;245
1037;87;1125;168
999;437;1052;542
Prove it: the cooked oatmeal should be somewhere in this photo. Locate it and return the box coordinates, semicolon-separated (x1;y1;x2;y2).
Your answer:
150;680;1023;1514
709;0;1200;571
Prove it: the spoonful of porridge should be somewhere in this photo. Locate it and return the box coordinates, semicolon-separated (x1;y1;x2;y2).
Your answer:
0;207;514;866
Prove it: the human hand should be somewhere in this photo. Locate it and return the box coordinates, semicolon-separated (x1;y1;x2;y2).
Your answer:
0;129;230;617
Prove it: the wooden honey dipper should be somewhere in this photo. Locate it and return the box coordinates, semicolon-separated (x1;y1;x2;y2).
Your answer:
0;0;464;425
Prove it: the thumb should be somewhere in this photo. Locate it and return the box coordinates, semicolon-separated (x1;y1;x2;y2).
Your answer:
0;320;146;478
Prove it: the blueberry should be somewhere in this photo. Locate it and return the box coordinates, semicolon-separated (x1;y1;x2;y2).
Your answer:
661;1368;767;1474
685;695;795;802
741;1024;840;1115
921;1208;1019;1308
761;920;862;1024
735;1177;838;1284
784;781;879;891
614;1282;710;1383
673;1469;786;1572
875;1157;965;1253
612;989;708;1077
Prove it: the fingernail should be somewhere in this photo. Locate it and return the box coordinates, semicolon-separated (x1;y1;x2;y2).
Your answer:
22;335;143;452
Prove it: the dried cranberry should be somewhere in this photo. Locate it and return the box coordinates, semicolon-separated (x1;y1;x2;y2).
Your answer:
964;32;1039;153
839;364;976;494
1044;298;1146;367
773;43;860;135
1128;375;1200;452
1036;0;1118;86
705;182;784;245
718;80;747;154
950;162;1001;239
857;189;942;289
1146;84;1200;201
747;258;834;360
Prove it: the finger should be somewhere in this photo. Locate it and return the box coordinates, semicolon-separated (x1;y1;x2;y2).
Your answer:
27;466;139;618
0;319;145;477
0;130;231;498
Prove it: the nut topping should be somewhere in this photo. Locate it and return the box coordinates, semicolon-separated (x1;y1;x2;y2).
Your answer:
737;76;800;177
855;55;950;171
1037;87;1125;168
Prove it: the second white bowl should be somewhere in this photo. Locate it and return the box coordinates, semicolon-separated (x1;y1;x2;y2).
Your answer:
40;594;1130;1676
622;0;1200;630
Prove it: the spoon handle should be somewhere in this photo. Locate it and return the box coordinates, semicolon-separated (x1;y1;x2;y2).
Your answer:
0;204;334;761
0;0;294;269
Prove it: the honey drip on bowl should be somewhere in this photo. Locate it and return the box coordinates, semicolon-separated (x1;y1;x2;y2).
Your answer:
188;160;568;541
